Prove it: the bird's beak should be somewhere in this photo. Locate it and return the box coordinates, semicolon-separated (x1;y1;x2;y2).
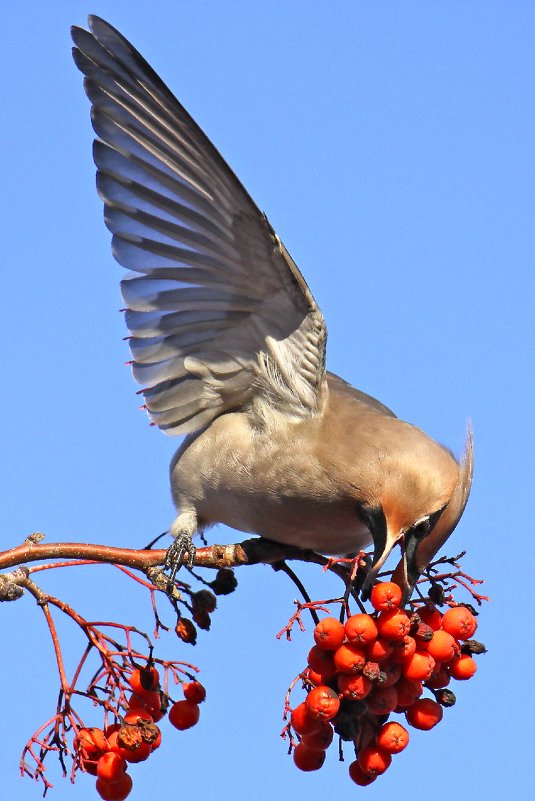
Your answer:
360;527;403;600
391;426;474;603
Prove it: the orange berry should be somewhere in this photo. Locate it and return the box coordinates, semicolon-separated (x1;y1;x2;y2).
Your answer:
305;668;330;686
377;721;410;754
441;606;477;639
169;700;200;730
290;703;322;736
391;635;417;664
300;723;334;751
307;645;336;678
349;760;377;786
425;665;451;689
292;743;326;771
358;746;392;775
344;613;378;646
183;681;206;704
378;660;401;687
448;654;477;680
402;650;436;681
149;726;162;751
313;617;345;651
123;708;153;726
395;677;423;707
95;772;133;801
426;630;459;663
333;642;366;674
96;752;127;783
416;605;442;630
337;672;372;701
128;691;164;722
128;666;159;695
366;637;393;662
370;581;403;612
75;727;107;757
377;609;411;641
366;685;398;715
305;686;340;721
405;697;443;730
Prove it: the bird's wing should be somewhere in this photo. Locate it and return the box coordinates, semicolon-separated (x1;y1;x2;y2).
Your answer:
72;16;327;435
326;372;397;417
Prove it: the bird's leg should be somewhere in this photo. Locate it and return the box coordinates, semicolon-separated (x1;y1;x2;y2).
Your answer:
164;511;198;583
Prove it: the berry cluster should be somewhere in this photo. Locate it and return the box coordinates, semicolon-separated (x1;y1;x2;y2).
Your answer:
75;665;205;800
288;582;483;785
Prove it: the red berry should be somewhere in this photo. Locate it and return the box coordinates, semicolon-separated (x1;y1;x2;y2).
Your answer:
349;760;377;786
377;609;411;641
370;581;403;612
376;721;410;754
344;613;378;646
95;773;133;801
169;700;200;730
441;606;477;639
183;681;206;704
448;654;477;680
305;686;340;722
292;743;326;771
406;697;443;730
96;752;127;783
313;617;345;651
358;746;392;775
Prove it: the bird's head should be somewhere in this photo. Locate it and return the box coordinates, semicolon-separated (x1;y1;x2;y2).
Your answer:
360;427;473;603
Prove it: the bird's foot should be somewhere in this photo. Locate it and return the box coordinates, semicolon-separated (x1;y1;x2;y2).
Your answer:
164;532;196;585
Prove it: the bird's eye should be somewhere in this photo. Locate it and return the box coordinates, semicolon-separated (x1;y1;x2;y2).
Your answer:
411;519;431;539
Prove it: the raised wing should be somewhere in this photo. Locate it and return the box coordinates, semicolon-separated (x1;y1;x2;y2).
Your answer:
71;16;326;435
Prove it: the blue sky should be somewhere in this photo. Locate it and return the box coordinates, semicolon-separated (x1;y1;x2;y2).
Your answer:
2;2;534;799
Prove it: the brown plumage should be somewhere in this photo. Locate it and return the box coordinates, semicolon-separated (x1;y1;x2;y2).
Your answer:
72;16;473;599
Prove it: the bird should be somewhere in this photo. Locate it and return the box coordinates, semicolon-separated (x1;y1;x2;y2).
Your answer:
71;16;473;601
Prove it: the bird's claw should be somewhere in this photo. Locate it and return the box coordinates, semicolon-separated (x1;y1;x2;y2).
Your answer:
164;533;196;584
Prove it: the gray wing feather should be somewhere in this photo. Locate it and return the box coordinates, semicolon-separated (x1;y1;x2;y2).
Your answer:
72;16;326;434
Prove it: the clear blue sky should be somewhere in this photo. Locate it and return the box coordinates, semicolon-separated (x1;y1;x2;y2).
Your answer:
2;2;533;800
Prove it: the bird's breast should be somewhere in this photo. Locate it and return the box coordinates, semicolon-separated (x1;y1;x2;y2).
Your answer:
170;410;372;555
